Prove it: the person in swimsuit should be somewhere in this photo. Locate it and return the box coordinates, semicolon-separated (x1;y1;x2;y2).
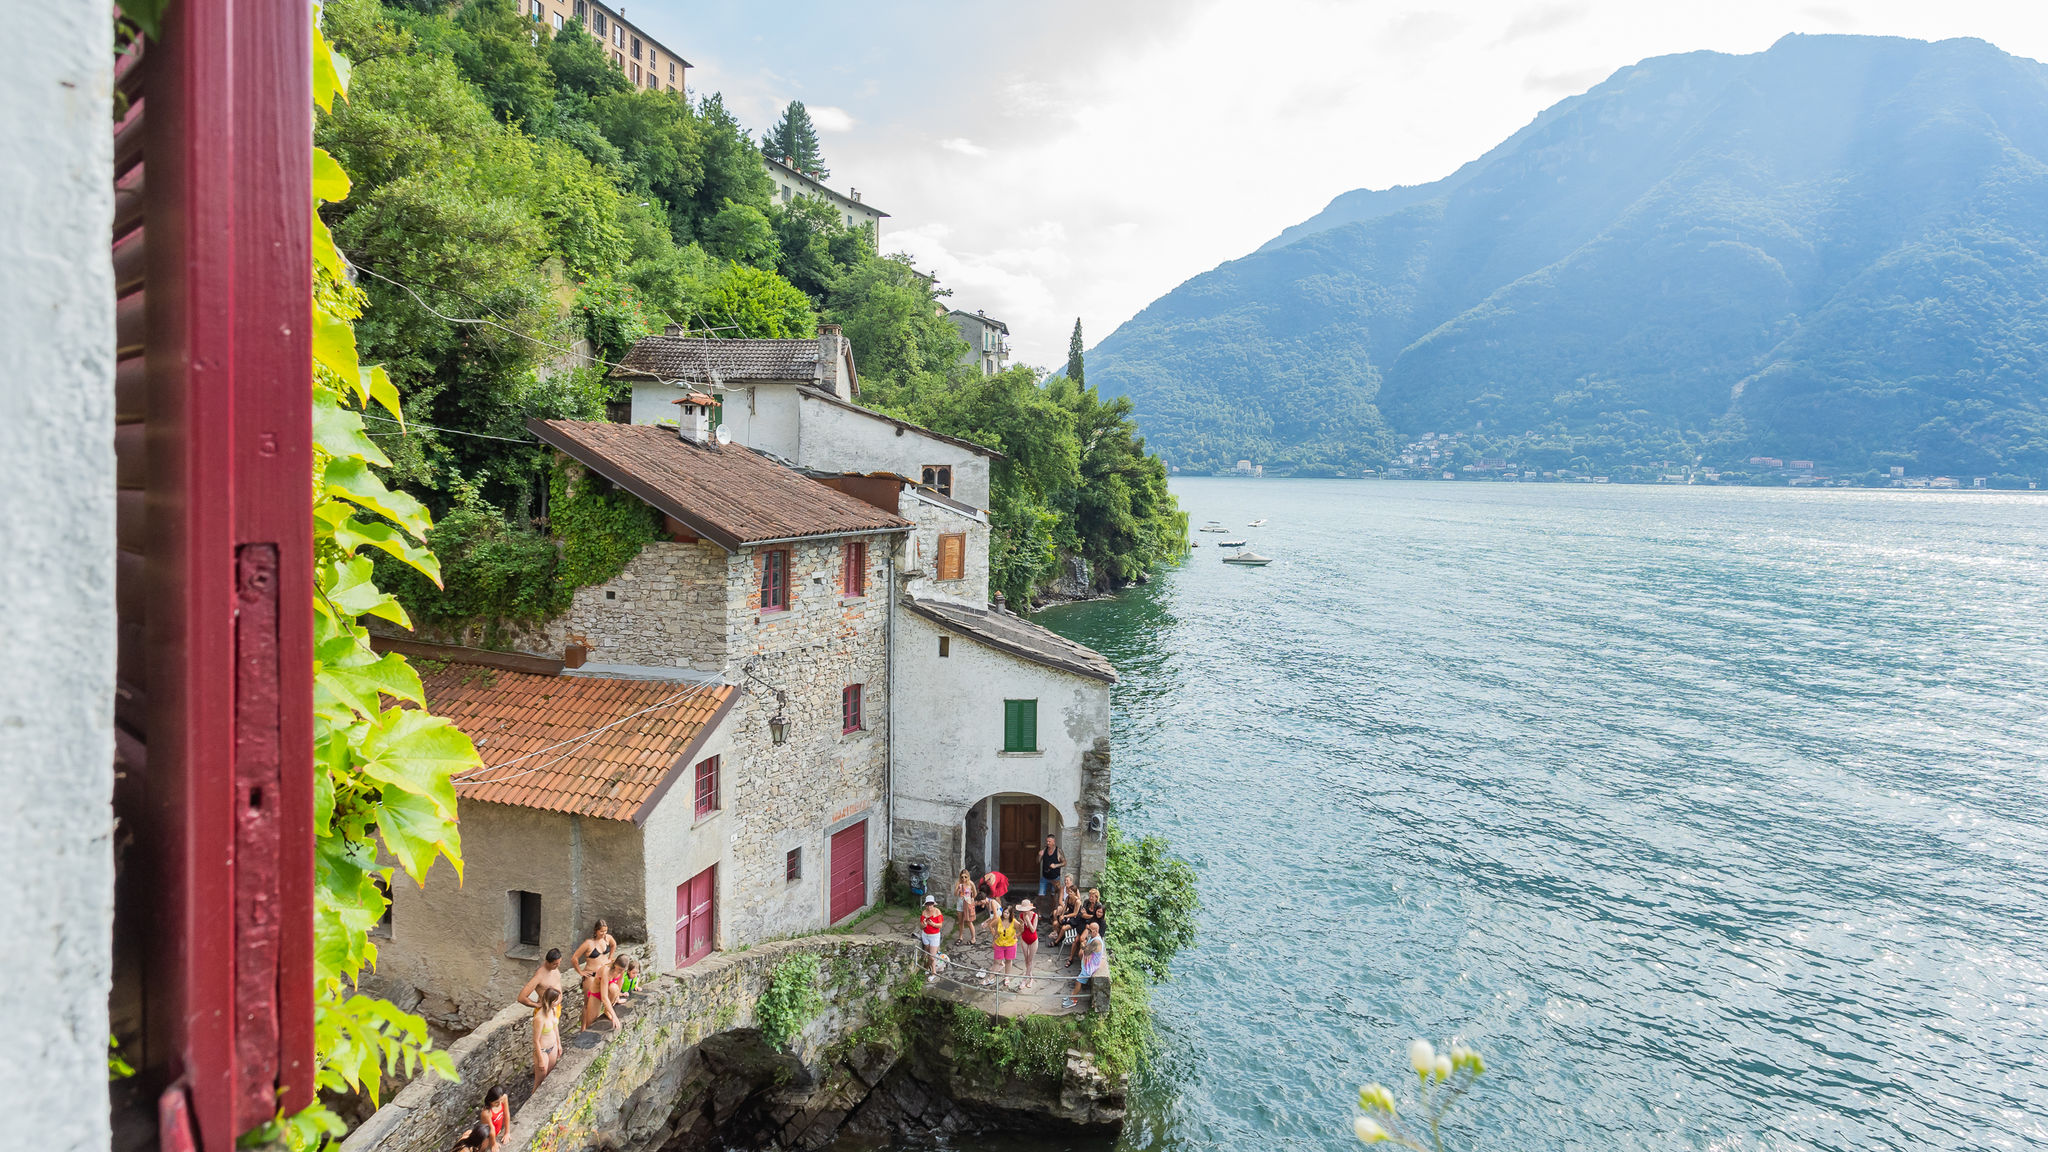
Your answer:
605;952;632;1016
532;986;562;1088
453;1122;491;1151
572;920;619;1031
517;948;563;1014
1038;835;1065;896
1066;890;1106;965
616;957;640;1001
1049;882;1080;946
1063;935;1105;1009
952;870;980;945
989;904;1019;989
481;1085;510;1149
918;895;945;974
1017;899;1041;983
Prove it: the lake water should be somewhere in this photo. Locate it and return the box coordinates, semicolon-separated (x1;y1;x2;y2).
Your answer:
1035;479;2048;1152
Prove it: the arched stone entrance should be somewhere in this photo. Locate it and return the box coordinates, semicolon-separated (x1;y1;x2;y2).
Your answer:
960;792;1071;896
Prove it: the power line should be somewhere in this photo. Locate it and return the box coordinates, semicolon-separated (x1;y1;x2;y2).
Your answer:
364;415;540;444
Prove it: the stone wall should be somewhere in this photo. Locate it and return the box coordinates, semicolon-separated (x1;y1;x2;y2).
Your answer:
337;998;547;1152
898;495;989;608
541;537;729;673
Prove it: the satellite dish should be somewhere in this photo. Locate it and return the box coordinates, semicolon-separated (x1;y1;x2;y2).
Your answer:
715;425;732;446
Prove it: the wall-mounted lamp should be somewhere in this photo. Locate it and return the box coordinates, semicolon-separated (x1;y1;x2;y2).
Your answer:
768;691;788;745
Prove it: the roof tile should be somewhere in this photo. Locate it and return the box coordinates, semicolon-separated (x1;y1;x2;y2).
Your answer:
611;336;823;384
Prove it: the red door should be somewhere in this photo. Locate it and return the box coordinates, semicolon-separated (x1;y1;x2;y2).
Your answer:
674;865;715;968
830;821;868;923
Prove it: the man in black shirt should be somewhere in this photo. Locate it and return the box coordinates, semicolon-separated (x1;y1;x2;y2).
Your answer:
1038;834;1065;896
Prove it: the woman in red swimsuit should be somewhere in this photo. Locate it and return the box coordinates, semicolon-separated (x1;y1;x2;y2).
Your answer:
1017;899;1041;985
480;1085;510;1149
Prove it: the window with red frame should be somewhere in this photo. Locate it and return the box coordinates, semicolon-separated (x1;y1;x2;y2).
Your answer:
694;756;719;819
843;540;866;597
760;548;789;612
842;684;863;733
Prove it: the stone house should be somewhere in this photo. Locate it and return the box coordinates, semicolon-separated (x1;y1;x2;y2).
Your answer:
947;309;1011;376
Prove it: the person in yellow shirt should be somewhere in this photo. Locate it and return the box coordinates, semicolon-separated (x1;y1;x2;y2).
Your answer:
990;904;1019;990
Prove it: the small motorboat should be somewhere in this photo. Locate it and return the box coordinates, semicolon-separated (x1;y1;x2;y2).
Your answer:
1222;549;1272;566
1219;539;1247;548
1247;518;1268;527
1198;521;1228;533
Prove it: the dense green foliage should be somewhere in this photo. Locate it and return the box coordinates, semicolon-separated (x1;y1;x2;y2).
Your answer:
322;0;1179;633
758;954;827;1050
1100;823;1200;983
761;100;828;178
1091;34;2048;480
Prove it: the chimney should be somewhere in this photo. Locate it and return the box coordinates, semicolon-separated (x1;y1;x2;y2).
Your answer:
672;392;715;446
817;324;845;396
851;188;861;203
992;592;1006;615
663;321;684;337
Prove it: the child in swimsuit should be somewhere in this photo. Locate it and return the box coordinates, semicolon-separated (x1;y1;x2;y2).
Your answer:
481;1085;510;1149
533;986;562;1088
617;958;640;1001
952;870;979;945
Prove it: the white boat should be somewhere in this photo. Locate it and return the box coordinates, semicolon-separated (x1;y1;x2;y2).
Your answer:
1247;518;1268;527
1222;549;1272;566
1198;521;1229;533
1219;539;1247;548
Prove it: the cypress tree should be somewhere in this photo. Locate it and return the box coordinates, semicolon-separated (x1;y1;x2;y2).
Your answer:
761;100;829;180
1067;318;1085;388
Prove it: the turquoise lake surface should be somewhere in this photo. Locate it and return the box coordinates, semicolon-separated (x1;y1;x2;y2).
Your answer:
1033;479;2048;1152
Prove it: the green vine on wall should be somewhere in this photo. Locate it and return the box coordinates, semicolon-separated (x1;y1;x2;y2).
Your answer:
757;955;827;1051
550;461;663;590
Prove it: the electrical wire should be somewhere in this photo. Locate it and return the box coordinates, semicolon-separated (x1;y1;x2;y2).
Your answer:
363;415;540;444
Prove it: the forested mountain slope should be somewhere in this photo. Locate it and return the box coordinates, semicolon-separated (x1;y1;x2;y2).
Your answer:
1090;34;2048;479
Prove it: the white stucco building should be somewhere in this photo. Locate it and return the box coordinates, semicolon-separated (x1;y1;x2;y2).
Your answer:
763;155;888;237
947;309;1011;377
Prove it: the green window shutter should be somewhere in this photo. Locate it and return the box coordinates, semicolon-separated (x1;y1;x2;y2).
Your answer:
1004;699;1037;752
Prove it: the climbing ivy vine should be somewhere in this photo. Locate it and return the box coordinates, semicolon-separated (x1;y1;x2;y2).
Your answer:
549;462;664;591
757;955;827;1051
261;24;478;1150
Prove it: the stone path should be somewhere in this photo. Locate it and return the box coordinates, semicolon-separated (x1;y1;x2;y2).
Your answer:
922;907;1092;1018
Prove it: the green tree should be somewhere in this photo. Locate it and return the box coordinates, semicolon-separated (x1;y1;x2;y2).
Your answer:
702;202;779;268
691;93;774;227
761;99;828;178
1067;318;1085;388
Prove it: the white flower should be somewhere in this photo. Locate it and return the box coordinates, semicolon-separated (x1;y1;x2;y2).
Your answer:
1434;1055;1453;1081
1355;1117;1388;1144
1408;1039;1436;1077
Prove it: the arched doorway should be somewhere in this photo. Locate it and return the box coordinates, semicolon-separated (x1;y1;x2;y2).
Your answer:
961;793;1068;896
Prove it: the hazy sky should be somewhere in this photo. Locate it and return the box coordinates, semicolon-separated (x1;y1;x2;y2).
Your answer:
621;1;2048;366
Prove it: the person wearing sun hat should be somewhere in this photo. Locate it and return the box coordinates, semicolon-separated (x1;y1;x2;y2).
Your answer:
918;894;945;974
1017;898;1041;985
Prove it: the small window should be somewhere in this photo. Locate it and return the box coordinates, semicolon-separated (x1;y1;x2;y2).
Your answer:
575;0;587;19
843;540;867;597
694;756;719;819
553;12;563;28
785;848;802;882
632;35;642;58
592;9;605;34
614;25;624;47
938;636;950;657
936;533;965;581
631;61;641;84
843;685;864;734
670;61;677;80
1003;699;1038;753
760;548;789;612
921;465;953;496
514;890;542;948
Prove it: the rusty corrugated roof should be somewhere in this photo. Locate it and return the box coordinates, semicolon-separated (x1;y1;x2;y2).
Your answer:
529;420;912;550
425;662;736;823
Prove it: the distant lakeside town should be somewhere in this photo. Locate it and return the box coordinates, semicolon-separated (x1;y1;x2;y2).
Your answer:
1177;429;2041;491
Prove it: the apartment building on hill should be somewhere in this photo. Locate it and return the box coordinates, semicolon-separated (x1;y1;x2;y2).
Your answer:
524;0;690;94
765;155;890;238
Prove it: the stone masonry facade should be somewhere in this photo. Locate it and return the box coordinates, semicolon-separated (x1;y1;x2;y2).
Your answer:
542;539;730;673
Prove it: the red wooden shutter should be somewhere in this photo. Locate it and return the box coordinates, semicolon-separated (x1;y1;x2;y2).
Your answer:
109;1;317;1145
675;865;716;967
829;821;868;922
843;540;865;596
693;756;718;818
842;684;862;733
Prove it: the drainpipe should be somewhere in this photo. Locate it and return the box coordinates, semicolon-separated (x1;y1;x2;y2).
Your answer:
884;545;896;863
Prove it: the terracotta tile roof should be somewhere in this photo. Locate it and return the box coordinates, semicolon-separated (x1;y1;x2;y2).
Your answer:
529;420;912;550
611;336;823;384
425;662;736;823
902;596;1118;683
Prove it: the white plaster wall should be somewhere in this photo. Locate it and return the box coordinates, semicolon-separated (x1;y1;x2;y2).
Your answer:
0;4;115;1147
889;611;1108;847
629;381;802;461
794;394;993;509
638;711;738;970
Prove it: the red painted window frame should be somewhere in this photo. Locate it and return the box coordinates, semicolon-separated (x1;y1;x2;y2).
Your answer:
842;684;863;733
786;847;802;881
760;548;789;612
842;540;866;597
693;755;719;819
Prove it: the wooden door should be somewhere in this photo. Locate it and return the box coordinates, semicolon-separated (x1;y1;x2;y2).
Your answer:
674;865;715;968
830;821;868;923
998;804;1042;889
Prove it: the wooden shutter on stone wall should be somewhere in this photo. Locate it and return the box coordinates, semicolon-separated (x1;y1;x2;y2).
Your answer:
937;533;964;581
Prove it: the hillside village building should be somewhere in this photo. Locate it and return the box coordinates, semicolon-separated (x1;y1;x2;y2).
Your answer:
764;155;889;236
526;0;690;93
374;333;1114;1027
948;309;1011;376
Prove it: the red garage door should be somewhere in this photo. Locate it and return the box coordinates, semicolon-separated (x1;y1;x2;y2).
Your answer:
829;821;868;923
674;865;714;968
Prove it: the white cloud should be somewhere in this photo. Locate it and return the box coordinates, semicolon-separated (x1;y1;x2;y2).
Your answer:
807;105;856;132
679;0;2048;365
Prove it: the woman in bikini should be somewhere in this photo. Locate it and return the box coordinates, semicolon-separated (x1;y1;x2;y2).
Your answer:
605;951;634;1017
480;1085;510;1149
572;920;619;1032
1017;899;1041;985
951;869;980;946
532;986;562;1088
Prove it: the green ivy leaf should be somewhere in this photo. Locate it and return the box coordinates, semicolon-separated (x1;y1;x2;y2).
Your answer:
314;394;389;467
319;652;425;719
321;505;443;584
371;782;465;885
312;214;346;281
313;303;361;383
358;708;473;818
363;364;403;422
322;457;433;541
312;25;351;112
321;555;410;628
312;147;352;205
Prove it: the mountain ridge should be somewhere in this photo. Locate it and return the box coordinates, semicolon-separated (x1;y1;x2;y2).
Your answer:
1091;34;2048;480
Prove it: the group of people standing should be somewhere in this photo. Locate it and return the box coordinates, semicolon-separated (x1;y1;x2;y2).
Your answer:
513;919;642;1091
920;835;1109;1008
